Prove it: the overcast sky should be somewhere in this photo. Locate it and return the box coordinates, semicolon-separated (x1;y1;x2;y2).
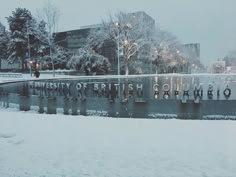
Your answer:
1;0;236;66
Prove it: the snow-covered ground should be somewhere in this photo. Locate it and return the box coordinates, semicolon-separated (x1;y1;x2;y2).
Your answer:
1;73;236;177
0;108;236;177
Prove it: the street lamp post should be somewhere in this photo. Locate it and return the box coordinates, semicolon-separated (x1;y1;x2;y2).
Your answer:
115;22;121;98
29;60;32;77
117;34;120;76
26;20;32;76
115;22;120;76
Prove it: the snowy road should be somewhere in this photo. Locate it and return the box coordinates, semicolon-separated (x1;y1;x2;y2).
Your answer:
0;109;236;177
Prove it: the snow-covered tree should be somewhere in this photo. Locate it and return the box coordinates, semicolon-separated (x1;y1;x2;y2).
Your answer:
67;48;111;75
48;45;70;69
6;8;34;71
6;8;51;71
87;11;156;75
149;28;201;74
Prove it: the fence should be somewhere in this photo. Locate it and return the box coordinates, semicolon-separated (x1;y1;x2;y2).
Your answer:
0;73;23;78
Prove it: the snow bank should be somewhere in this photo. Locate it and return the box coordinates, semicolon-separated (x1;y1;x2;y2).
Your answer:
0;109;236;177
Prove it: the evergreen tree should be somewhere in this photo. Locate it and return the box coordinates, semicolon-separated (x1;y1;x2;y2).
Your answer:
0;22;9;59
6;8;50;71
6;8;33;71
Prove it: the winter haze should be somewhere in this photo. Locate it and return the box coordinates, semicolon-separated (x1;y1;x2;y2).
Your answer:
0;0;236;66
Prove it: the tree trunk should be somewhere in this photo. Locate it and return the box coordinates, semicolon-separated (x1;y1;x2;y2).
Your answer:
21;58;25;71
125;63;129;75
50;46;55;77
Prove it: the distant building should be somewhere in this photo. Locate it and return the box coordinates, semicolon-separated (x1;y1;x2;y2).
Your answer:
54;28;90;51
182;43;200;61
209;61;225;73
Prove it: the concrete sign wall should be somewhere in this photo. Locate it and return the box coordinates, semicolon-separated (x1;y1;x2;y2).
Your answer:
1;75;236;119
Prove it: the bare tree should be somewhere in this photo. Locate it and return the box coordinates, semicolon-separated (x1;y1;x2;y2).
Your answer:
149;28;192;73
41;1;60;36
87;11;156;75
36;0;61;76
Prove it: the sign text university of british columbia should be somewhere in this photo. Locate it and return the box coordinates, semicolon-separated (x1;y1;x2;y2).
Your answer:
30;81;233;100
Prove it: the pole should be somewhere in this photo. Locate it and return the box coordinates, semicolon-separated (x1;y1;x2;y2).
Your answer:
117;29;121;98
26;20;32;77
29;61;32;77
117;32;120;76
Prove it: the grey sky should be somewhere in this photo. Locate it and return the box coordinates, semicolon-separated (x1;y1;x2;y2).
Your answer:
1;0;236;66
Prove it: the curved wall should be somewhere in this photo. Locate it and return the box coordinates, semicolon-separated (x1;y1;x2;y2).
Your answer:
1;75;236;119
